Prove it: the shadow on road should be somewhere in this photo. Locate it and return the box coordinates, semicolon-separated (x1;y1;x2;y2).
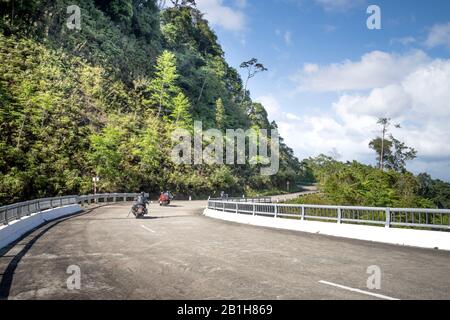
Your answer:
0;206;105;300
76;215;191;221
138;215;192;220
157;205;181;208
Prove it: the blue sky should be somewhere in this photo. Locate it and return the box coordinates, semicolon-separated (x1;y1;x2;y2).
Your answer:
195;0;450;181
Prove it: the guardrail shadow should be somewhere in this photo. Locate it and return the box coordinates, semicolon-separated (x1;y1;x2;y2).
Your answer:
0;205;106;299
138;215;192;220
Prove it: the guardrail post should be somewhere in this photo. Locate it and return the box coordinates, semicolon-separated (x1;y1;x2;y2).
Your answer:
337;207;342;224
301;206;305;220
253;204;256;216
4;208;9;225
37;201;43;220
385;208;391;228
235;203;238;214
274;205;278;218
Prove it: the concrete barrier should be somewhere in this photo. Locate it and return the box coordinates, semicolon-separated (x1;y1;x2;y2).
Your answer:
0;204;81;250
204;208;450;251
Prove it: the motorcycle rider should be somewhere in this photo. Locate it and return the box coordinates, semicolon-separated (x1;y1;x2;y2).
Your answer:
165;190;173;200
136;192;149;210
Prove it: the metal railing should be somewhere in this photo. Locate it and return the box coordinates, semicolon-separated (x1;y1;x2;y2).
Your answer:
0;193;144;226
207;200;450;231
209;196;272;203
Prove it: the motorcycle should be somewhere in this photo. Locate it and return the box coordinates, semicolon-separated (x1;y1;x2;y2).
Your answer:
159;192;173;206
131;203;148;218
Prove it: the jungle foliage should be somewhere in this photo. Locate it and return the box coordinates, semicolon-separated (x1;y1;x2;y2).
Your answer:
0;0;302;204
294;155;450;209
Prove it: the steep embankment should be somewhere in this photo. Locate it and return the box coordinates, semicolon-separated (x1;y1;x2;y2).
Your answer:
0;1;303;205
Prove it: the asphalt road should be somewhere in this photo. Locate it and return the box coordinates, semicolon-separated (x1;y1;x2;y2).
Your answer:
1;200;450;300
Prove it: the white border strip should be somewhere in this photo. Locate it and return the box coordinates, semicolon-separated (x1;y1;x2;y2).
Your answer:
204;209;450;251
0;205;81;250
319;280;400;300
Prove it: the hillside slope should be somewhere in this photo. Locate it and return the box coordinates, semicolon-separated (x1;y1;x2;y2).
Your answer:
0;0;302;205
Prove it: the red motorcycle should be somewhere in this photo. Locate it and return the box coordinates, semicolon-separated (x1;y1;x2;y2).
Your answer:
159;192;173;206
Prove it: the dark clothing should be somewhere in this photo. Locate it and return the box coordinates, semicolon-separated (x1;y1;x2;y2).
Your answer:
136;194;149;206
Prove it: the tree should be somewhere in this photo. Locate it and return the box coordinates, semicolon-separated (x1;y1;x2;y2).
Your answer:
0;1;306;204
369;135;417;173
240;58;268;104
296;155;434;208
387;135;418;172
89;121;126;191
248;102;270;129
417;173;450;209
375;118;400;171
145;50;180;117
170;0;197;8
370;137;392;170
138;115;164;170
106;0;134;27
172;92;192;128
215;98;226;129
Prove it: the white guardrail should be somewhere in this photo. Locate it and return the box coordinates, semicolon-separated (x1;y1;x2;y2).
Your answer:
0;193;145;226
207;198;450;231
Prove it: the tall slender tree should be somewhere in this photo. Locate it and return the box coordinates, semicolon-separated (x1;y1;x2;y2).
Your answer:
215;98;226;129
172;92;192;129
376;118;400;171
240;58;268;104
145;50;179;117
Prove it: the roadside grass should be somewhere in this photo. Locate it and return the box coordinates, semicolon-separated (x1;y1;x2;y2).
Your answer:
246;187;304;198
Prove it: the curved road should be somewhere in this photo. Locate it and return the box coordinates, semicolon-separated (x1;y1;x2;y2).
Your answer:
1;200;450;300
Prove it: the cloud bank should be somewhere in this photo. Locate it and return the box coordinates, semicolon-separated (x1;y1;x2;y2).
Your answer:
267;51;450;180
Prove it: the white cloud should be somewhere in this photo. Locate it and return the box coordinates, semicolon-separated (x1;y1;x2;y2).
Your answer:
425;22;450;50
403;59;450;116
271;56;450;179
292;50;430;92
303;63;319;74
285;113;301;121
329;59;450;160
255;95;281;120
196;0;246;31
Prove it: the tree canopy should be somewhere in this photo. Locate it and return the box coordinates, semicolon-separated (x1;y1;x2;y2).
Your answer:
0;0;302;205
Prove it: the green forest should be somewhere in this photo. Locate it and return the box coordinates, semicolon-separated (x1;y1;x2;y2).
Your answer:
295;155;450;209
0;0;302;205
0;0;449;208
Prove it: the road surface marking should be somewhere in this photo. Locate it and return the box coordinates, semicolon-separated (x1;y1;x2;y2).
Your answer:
141;225;156;233
319;280;400;300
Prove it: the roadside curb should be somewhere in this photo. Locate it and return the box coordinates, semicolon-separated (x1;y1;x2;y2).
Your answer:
0;205;82;250
204;208;450;251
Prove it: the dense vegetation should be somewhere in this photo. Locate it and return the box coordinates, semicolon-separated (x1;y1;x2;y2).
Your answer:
0;0;302;205
295;155;450;209
1;1;448;209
